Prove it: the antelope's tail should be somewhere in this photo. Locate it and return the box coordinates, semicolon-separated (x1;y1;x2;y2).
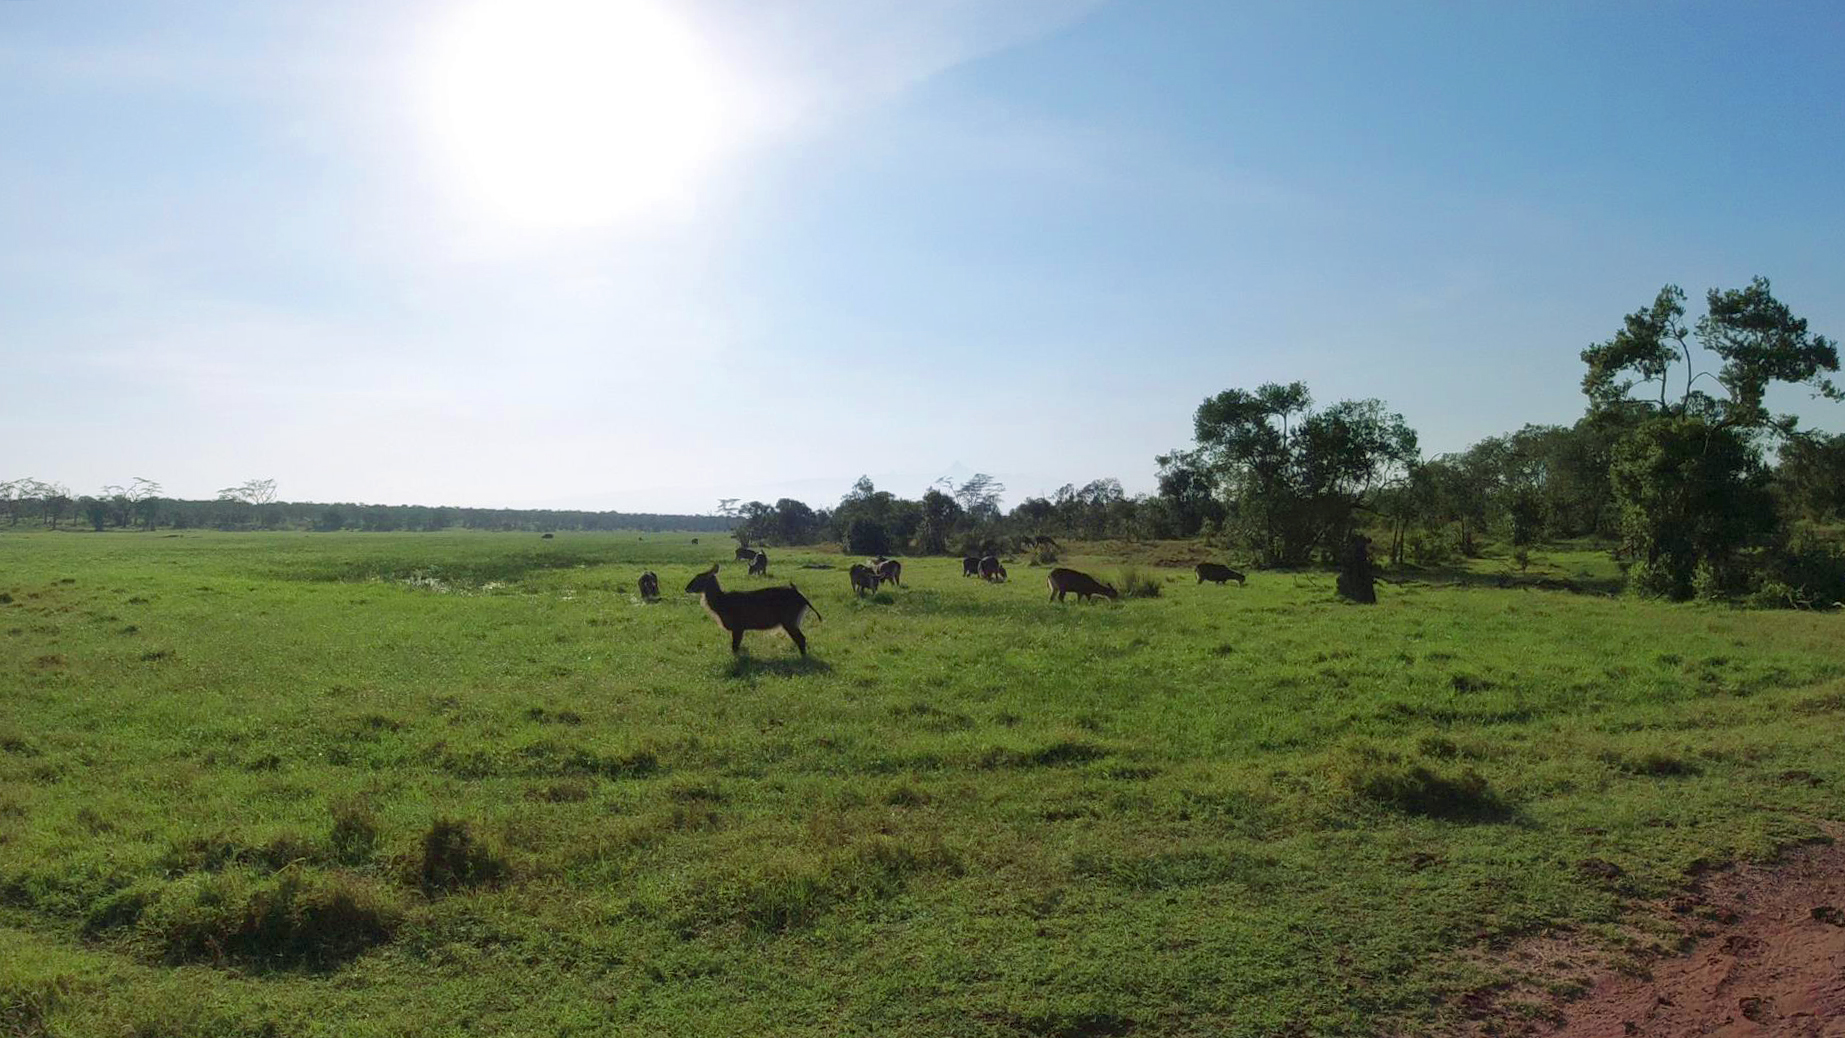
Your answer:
792;583;822;622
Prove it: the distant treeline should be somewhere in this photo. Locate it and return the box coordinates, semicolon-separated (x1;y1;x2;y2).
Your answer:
0;485;732;535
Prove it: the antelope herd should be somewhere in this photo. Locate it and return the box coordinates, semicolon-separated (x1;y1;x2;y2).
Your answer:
672;541;1249;656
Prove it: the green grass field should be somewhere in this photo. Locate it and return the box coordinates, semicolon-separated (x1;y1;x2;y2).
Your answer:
3;531;1842;1036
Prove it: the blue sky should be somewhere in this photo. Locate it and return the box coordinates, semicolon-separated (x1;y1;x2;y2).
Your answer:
4;1;1841;513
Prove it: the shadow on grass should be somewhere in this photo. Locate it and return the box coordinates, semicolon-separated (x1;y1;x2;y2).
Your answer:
723;655;834;680
1379;564;1623;597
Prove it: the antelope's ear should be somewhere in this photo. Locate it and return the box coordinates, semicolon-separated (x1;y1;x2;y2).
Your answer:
706;563;721;574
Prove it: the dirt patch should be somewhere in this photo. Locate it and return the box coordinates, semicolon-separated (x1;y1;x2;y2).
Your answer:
1461;836;1845;1036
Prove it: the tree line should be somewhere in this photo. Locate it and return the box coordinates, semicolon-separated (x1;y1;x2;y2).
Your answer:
0;478;732;534
9;277;1840;604
728;277;1844;606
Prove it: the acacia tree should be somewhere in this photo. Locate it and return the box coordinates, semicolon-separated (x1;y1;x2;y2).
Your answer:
1186;383;1418;566
1583;278;1840;597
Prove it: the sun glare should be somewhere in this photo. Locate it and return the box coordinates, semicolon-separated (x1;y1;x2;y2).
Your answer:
421;0;732;228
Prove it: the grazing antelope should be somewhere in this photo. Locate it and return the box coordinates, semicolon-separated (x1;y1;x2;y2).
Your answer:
683;564;821;655
848;563;882;596
962;556;981;577
638;571;660;600
735;546;758;562
1195;562;1246;586
978;556;1007;582
875;559;901;587
748;551;769;576
1048;567;1117;603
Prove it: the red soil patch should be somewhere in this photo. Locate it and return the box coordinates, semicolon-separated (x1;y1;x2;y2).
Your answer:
1464;837;1845;1036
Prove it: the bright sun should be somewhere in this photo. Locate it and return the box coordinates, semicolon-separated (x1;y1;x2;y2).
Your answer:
421;0;731;228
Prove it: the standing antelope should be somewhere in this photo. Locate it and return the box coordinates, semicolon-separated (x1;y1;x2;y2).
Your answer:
748;551;769;576
638;571;660;600
1047;567;1117;603
848;563;882;596
1195;562;1245;586
962;556;981;577
683;565;821;655
875;559;902;587
978;556;1007;582
735;547;758;562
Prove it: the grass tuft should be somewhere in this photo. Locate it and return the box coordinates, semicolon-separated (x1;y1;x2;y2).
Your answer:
407;818;509;894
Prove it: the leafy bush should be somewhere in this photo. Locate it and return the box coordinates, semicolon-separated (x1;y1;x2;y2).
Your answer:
845;519;891;557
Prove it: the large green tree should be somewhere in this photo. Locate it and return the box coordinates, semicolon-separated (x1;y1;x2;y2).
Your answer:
1583;278;1840;597
1185;382;1418;566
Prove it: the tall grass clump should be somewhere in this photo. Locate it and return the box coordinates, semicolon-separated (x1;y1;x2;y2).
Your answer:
1333;744;1509;821
1116;565;1162;598
406;818;509;894
141;870;400;967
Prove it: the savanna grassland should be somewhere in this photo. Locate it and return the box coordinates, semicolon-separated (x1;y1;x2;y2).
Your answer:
3;531;1843;1037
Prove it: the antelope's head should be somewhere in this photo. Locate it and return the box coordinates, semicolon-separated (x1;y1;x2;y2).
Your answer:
684;564;721;595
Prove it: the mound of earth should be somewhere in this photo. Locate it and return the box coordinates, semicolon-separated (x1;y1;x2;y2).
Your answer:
1468;837;1845;1036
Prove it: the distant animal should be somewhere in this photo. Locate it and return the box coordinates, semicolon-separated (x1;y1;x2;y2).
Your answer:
978;555;1007;582
1048;567;1117;603
691;538;699;544
683;565;821;655
541;533;554;539
1195;562;1246;586
962;556;981;577
638;571;659;599
848;563;882;596
875;559;901;587
735;546;758;562
748;551;769;576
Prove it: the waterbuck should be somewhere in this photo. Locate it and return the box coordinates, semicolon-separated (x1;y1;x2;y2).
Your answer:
1195;562;1246;586
748;551;769;576
638;571;660;600
978;555;1007;582
735;546;758;562
875;559;902;587
962;556;981;577
683;564;821;655
848;563;882;596
1048;567;1117;603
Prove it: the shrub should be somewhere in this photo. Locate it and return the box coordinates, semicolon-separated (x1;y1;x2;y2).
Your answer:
844;519;891;557
1031;544;1059;566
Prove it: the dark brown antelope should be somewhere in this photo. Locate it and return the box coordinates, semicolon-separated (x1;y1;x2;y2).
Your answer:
978;556;1007;582
1195;562;1246;586
848;563;881;596
1048;567;1117;603
875;559;901;587
735;546;758;562
683;565;821;655
748;551;768;576
638;571;660;600
962;556;981;577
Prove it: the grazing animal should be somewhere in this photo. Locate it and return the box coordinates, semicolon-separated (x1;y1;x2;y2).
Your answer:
748;551;769;576
541;532;554;539
962;556;981;577
848;563;882;596
1048;567;1118;603
978;555;1007;582
735;546;758;562
1195;562;1246;586
875;559;902;587
638;571;660;600
683;565;821;655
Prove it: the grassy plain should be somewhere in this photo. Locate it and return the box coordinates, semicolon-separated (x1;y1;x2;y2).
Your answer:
2;530;1843;1036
